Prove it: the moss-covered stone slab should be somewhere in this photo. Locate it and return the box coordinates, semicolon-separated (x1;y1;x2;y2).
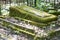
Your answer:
9;5;57;23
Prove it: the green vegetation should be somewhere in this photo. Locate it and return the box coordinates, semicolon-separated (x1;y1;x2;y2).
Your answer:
36;0;53;12
36;0;60;15
9;5;57;23
48;9;60;15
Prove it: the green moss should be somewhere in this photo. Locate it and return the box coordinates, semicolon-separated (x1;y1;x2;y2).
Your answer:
48;10;60;15
9;5;57;23
14;17;48;28
0;18;35;36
